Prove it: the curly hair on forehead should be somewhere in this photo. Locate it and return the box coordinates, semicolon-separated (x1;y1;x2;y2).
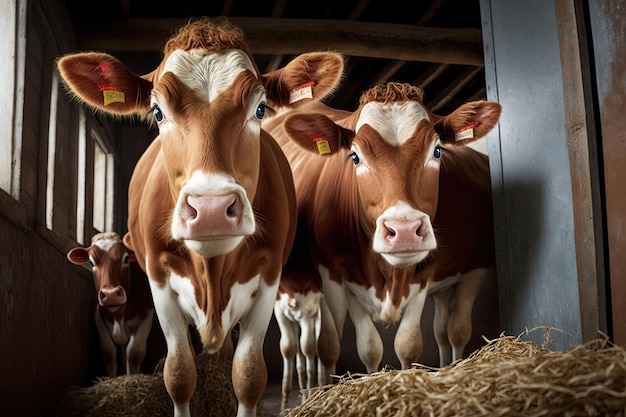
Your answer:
164;16;250;55
359;82;425;106
91;232;121;244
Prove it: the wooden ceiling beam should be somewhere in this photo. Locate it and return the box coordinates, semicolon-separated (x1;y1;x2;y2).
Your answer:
74;17;484;66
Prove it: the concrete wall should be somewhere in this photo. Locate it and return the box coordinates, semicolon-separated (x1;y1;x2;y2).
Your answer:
480;0;584;348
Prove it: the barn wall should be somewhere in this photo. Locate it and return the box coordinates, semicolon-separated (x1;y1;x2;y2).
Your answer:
0;1;97;414
588;0;626;346
0;1;164;416
0;214;97;417
480;0;606;348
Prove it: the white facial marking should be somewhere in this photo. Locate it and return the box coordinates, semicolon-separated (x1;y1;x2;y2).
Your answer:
162;49;257;102
357;101;429;146
94;237;120;253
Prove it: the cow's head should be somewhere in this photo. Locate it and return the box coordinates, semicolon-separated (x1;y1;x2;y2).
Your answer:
67;232;135;312
283;82;501;268
57;17;343;258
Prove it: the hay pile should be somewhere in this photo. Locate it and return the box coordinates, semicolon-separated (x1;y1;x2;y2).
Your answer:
48;352;262;417
286;328;626;417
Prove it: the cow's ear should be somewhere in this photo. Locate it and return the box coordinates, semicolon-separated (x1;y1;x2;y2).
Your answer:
283;113;354;155
262;52;344;109
56;52;153;116
67;247;90;265
435;100;501;145
122;232;135;251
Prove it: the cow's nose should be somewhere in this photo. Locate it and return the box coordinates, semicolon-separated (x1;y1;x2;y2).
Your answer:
183;193;244;238
99;286;127;307
382;219;424;250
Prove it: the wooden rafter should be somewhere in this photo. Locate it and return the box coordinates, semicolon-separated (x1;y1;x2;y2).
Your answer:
75;17;484;66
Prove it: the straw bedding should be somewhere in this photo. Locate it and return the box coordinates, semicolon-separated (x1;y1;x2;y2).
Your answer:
47;351;262;417
285;327;626;417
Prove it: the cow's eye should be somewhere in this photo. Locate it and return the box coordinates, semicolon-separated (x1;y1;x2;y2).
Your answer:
433;146;443;159
122;253;130;265
152;106;164;122
255;104;266;120
348;151;361;165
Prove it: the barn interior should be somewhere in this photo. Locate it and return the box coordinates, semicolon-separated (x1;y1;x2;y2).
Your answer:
1;0;623;416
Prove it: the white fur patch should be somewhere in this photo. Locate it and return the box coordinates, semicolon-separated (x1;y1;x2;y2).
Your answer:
276;292;321;322
94;237;120;253
161;49;257;103
356;101;430;146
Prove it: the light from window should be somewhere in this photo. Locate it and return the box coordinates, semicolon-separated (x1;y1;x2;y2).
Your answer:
45;71;59;230
76;109;87;244
1;0;26;197
92;129;114;233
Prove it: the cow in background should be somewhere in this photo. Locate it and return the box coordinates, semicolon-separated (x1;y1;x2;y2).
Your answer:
67;232;155;376
273;252;339;410
264;82;501;375
57;17;343;417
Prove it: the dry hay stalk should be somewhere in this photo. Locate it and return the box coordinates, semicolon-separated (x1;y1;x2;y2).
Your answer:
285;327;626;417
47;351;263;417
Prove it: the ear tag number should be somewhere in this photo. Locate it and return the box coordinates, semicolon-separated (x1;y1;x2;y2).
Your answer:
98;83;125;106
455;121;480;142
309;133;331;155
289;81;315;104
102;90;126;106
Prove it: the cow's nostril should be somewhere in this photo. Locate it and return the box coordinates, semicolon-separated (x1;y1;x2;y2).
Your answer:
226;198;237;218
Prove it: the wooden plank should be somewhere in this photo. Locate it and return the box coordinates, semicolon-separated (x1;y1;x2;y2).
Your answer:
75;17;484;66
554;0;607;341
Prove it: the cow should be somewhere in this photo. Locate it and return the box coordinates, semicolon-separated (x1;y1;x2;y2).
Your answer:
67;232;155;376
273;245;339;410
56;16;343;417
263;82;501;376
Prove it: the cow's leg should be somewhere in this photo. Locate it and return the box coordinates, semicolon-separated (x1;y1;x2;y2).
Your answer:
316;296;339;385
125;309;155;374
299;315;316;400
274;303;298;411
232;278;279;417
94;307;118;376
150;279;196;417
394;287;428;369
319;266;347;340
448;267;488;362
295;350;306;401
347;297;382;373
220;328;235;359
431;286;454;366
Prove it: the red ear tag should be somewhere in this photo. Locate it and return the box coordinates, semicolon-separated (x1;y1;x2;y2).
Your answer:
98;83;125;106
455;121;480;142
289;81;315;104
308;133;331;155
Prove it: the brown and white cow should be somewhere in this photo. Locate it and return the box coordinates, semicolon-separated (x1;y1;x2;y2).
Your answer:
57;17;343;417
273;245;339;410
67;232;154;376
264;82;501;375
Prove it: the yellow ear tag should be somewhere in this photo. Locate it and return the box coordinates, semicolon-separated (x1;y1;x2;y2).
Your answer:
455;121;479;141
316;140;331;155
289;81;315;104
309;134;331;155
103;89;126;106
